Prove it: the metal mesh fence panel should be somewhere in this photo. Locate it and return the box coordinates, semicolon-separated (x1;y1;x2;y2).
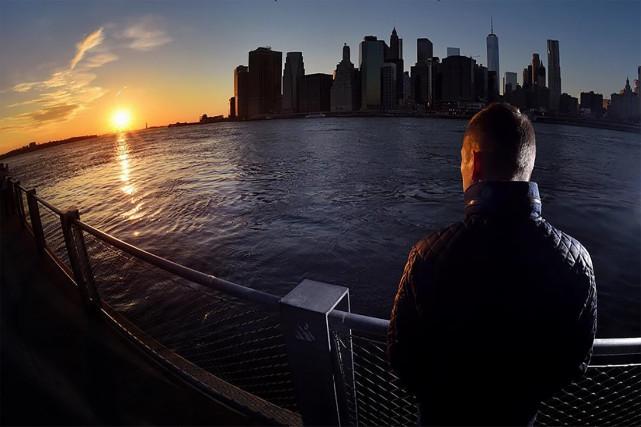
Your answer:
537;364;641;426
38;203;71;268
332;329;418;427
333;328;640;427
83;233;299;412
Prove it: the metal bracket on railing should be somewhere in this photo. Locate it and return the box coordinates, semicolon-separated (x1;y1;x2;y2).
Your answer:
61;209;101;310
280;279;356;426
26;189;46;252
329;311;358;426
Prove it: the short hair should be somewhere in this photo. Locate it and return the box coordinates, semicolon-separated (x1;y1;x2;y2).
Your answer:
463;103;536;180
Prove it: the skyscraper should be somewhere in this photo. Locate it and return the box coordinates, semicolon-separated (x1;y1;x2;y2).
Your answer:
531;53;546;87
331;44;359;112
402;71;411;105
523;66;532;88
608;78;641;122
248;47;282;118
440;55;475;101
547;40;561;111
234;65;249;120
300;73;333;113
447;47;461;57
386;28;404;102
360;36;386;110
475;63;489;101
389;27;402;61
229;96;236;119
486;18;499;96
417;38;433;63
381;62;397;110
504;72;517;93
411;57;439;109
282;52;305;113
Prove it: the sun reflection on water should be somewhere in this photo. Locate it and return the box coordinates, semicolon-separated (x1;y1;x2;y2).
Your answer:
116;133;144;225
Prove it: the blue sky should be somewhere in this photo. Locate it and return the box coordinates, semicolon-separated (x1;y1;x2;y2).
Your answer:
1;0;639;150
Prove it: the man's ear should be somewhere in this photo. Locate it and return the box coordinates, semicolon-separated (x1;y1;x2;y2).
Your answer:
472;151;484;183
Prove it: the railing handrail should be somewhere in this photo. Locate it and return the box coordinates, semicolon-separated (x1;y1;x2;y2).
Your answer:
34;194;63;215
329;309;641;354
6;178;641;351
75;219;281;311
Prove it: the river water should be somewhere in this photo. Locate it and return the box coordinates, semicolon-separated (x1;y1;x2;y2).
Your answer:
7;118;640;337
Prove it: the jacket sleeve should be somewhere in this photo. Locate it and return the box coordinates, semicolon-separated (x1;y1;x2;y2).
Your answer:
541;250;597;398
571;252;597;379
387;246;424;393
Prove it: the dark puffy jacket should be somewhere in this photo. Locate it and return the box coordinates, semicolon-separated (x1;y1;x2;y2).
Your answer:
388;181;597;426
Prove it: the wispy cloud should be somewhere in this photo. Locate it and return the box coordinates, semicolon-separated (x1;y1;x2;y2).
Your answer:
2;16;171;134
121;16;172;51
30;104;79;123
13;82;38;93
85;52;119;68
1;29;110;131
1;67;107;131
70;28;105;69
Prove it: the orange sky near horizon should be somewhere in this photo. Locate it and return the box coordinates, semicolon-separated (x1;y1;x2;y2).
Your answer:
0;77;230;154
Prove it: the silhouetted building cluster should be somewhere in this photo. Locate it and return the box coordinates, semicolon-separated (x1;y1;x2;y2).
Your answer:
231;26;498;118
560;93;579;115
504;53;550;112
227;25;640;123
580;91;604;118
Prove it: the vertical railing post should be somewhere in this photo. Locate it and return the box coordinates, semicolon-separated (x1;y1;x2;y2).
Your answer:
26;189;46;252
1;176;12;218
14;181;25;227
280;279;353;426
61;209;101;310
6;179;17;216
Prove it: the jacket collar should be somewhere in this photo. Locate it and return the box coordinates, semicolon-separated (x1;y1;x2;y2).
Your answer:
464;181;541;219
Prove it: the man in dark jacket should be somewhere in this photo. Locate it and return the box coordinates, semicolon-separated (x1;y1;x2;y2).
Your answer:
388;103;597;426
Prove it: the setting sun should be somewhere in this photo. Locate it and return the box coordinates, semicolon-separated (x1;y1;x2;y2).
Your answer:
111;109;132;131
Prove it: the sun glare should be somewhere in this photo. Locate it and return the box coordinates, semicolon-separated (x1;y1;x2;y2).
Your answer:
111;109;132;131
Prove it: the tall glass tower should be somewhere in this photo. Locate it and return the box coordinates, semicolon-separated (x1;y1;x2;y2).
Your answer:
547;40;561;111
359;36;385;110
486;18;499;92
282;52;305;113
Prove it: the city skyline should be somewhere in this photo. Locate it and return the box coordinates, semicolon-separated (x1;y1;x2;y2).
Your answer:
1;0;640;152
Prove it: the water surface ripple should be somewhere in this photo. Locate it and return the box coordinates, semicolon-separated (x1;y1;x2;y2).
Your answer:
8;118;640;337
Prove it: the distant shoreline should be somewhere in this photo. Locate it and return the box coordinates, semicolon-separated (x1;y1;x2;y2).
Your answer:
2;114;638;160
0;135;98;161
175;111;641;134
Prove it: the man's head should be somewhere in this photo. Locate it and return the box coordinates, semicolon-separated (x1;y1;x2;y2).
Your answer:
460;103;536;192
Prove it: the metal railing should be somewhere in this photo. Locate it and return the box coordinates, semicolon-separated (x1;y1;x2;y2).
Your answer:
2;170;640;426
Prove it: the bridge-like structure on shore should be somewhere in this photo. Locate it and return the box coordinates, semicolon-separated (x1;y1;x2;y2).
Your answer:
1;162;639;426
